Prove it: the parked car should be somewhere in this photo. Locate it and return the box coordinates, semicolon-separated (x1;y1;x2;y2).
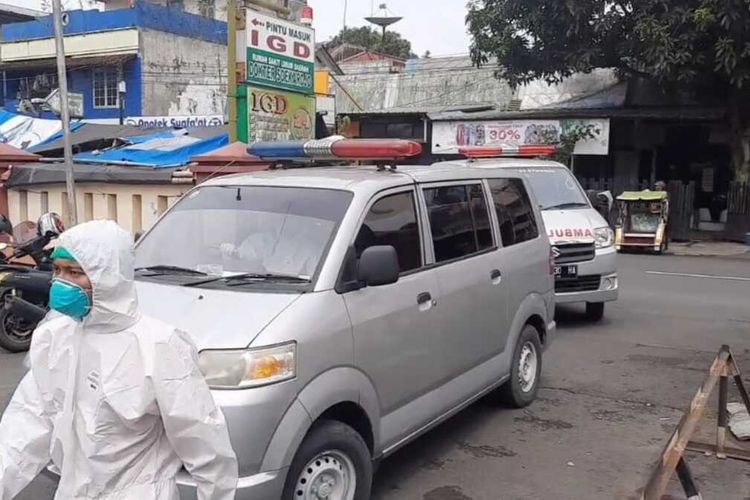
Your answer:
131;141;556;500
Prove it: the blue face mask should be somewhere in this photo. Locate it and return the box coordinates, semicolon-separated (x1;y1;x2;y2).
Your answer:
49;279;91;320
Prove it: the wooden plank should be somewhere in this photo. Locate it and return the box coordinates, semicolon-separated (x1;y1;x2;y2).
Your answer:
642;347;730;499
687;439;750;462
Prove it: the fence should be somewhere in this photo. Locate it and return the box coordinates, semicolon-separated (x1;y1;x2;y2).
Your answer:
725;182;750;242
667;181;695;242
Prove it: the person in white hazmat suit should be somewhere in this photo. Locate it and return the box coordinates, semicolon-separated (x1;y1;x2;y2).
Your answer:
0;220;238;500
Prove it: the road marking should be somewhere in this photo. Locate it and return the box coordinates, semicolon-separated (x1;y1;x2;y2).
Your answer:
646;271;750;282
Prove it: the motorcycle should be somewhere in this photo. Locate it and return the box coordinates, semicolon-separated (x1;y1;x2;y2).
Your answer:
0;213;64;352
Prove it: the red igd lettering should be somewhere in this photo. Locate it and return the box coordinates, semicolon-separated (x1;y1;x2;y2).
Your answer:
259;94;276;113
267;35;286;53
275;95;289;114
293;42;311;59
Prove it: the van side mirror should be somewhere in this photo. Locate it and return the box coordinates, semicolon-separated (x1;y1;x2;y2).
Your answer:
358;246;399;287
585;189;598;205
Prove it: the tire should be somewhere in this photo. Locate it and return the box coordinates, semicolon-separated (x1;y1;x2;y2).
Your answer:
586;302;605;321
282;420;372;500
0;307;34;352
499;325;542;408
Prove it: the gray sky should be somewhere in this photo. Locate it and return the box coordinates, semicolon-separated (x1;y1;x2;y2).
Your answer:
4;0;473;56
305;0;472;57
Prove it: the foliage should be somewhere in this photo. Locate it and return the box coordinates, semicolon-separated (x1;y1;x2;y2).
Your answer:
328;26;416;59
466;0;750;180
537;121;601;165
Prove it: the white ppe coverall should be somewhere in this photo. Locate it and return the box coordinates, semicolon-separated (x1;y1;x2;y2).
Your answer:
0;220;238;500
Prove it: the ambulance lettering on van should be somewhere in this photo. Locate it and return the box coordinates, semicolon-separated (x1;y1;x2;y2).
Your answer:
548;228;594;239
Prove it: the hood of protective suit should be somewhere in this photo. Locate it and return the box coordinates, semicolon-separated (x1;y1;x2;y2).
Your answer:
57;220;139;333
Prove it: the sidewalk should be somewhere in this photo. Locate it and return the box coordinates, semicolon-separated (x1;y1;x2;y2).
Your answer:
668;241;750;258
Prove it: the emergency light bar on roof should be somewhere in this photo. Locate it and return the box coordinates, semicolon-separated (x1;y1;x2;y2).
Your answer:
248;137;423;164
458;145;557;159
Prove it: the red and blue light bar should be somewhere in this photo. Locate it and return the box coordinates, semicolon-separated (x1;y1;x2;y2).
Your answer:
458;145;557;158
248;137;423;161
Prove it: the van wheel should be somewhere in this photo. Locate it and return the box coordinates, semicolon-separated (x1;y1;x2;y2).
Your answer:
586;302;605;321
283;420;372;500
499;325;542;408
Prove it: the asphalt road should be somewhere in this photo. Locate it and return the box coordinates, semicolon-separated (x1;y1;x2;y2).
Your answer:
2;253;750;499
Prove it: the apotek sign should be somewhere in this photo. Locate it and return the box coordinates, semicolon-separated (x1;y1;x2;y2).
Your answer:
124;115;224;129
246;11;315;94
248;86;315;143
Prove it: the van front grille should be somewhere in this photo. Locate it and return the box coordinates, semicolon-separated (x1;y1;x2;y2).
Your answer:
553;242;595;264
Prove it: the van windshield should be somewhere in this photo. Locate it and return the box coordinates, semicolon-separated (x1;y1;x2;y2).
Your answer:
512;167;590;211
135;186;352;283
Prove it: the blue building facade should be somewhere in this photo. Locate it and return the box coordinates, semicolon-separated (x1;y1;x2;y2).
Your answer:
0;1;227;123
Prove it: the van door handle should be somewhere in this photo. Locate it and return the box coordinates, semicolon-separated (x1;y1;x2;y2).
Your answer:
490;269;502;285
417;292;432;305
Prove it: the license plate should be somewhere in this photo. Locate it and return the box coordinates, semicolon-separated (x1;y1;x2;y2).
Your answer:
554;265;578;279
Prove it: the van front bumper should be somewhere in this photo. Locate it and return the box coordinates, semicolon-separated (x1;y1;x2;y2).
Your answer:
177;468;287;500
554;246;618;304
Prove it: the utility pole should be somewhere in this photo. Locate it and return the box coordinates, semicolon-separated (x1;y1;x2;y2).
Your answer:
52;0;78;226
227;0;237;142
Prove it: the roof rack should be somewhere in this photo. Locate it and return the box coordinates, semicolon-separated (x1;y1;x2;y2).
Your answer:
248;136;423;170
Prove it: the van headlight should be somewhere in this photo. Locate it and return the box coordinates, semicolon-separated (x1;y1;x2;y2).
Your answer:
594;227;614;248
198;342;296;389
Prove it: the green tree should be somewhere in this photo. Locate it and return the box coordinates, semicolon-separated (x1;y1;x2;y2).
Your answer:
467;0;750;181
328;26;417;59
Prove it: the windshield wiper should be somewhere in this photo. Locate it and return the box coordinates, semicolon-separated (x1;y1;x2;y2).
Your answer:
543;202;589;210
183;273;311;287
135;265;208;276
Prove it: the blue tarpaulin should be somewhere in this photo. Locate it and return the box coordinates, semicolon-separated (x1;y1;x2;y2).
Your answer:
75;130;229;168
0;110;69;149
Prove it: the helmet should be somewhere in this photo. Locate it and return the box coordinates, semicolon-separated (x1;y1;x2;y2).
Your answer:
0;214;12;236
37;212;65;238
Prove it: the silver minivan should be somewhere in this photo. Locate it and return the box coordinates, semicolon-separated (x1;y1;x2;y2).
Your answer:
134;163;556;499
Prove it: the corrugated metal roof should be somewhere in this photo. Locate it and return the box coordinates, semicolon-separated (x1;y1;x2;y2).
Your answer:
0;142;39;161
333;57;517;115
428;106;725;122
30;124;228;156
8;162;176;187
29;124;149;154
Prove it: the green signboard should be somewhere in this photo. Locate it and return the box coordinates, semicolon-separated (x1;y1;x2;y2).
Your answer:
246;49;314;95
248;86;315;143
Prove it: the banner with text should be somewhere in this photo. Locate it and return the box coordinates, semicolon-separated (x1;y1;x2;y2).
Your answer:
246;10;315;94
125;115;224;129
248;86;315;143
432;118;610;155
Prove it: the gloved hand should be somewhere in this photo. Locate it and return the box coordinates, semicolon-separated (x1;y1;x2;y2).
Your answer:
220;243;239;258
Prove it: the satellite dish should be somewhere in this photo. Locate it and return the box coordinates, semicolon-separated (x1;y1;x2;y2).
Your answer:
365;3;402;37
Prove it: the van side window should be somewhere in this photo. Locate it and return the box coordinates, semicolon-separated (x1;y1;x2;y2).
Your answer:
355;191;422;272
424;184;493;263
487;178;539;246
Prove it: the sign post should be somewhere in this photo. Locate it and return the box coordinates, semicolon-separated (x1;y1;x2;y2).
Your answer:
51;0;77;226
